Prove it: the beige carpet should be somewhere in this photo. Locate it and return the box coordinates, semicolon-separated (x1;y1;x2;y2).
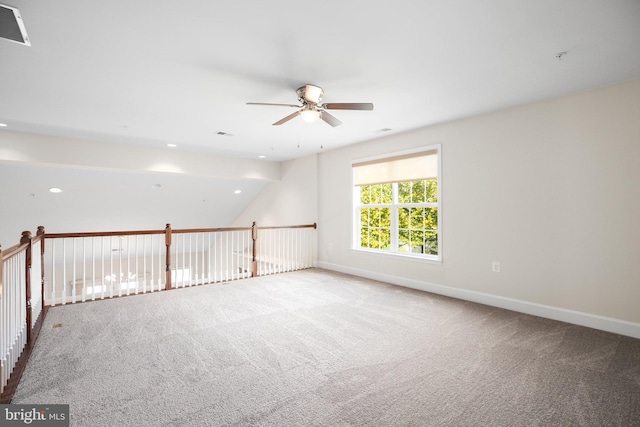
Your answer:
12;268;640;426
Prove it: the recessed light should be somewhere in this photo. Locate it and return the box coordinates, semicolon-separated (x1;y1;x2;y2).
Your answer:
0;123;7;127
234;190;242;194
167;144;177;148
151;184;162;189
49;187;63;193
258;155;266;159
377;128;392;133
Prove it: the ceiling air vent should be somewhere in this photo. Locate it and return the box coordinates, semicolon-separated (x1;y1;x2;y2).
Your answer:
0;4;30;46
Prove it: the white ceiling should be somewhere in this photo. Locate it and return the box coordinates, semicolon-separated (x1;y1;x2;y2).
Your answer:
1;0;640;162
0;161;268;243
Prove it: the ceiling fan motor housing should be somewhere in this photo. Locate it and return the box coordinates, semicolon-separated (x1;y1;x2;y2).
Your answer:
297;84;323;104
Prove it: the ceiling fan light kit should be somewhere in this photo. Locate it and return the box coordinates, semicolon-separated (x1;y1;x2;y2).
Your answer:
300;107;320;123
247;84;373;127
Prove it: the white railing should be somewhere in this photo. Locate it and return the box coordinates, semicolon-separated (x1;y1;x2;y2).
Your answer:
256;225;315;275
0;222;315;399
0;231;45;396
44;223;316;306
171;229;253;289
0;247;26;396
46;232;168;305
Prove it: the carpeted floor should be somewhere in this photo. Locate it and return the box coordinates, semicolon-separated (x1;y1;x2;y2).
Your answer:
12;268;640;426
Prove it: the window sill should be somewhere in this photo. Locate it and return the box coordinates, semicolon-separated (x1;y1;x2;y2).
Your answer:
351;247;442;265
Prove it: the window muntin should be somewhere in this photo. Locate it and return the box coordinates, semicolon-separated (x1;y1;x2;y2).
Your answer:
353;147;440;260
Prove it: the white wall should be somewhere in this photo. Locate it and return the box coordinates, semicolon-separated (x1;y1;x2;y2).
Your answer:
317;77;640;330
232;154;318;264
233;154;318;227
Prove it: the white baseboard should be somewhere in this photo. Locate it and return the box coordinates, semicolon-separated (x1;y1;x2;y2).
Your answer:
315;261;640;339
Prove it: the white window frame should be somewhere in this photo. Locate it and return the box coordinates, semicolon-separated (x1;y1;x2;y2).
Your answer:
352;144;442;262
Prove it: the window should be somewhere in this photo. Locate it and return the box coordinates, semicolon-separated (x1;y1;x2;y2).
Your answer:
352;146;440;260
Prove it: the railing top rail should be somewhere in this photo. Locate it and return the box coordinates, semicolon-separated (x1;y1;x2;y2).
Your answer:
42;223;317;239
45;229;166;239
1;242;29;261
257;223;317;230
172;226;251;234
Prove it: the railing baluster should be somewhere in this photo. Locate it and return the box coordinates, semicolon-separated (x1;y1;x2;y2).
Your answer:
142;235;147;294
81;238;86;302
284;229;288;272
214;232;218;283
91;237;95;301
207;232;211;284
231;231;235;280
176;234;181;288
100;237;105;300
181;235;185;288
118;236;123;297
51;242;56;306
227;232;231;282
277;229;281;273
298;229;301;269
72;238;76;303
109;236;114;299
126;235;131;295
201;233;205;285
194;233;198;285
62;239;67;305
133;235;138;295
235;231;239;280
150;235;154;292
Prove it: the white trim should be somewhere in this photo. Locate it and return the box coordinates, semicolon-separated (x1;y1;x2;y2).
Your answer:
351;247;441;264
351;144;442;262
315;261;640;339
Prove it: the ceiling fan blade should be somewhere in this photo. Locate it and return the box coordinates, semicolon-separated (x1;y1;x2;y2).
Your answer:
321;111;342;127
323;103;374;111
247;102;301;108
273;111;300;126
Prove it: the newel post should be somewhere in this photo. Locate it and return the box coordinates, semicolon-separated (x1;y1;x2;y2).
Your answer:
37;226;45;310
251;222;258;277
21;231;33;342
165;224;172;290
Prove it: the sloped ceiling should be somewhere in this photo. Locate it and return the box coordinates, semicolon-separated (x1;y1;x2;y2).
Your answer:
1;0;640;161
0;162;268;244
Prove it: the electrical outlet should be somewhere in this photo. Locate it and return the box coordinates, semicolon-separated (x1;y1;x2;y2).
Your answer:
492;261;500;273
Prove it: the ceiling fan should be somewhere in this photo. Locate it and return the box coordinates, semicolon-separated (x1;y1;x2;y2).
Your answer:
247;84;373;127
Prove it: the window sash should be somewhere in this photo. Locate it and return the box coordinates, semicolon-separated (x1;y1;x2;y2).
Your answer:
356;183;438;257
